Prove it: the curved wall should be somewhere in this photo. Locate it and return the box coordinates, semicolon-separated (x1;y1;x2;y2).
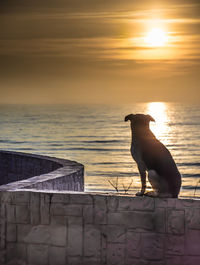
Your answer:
0;150;84;192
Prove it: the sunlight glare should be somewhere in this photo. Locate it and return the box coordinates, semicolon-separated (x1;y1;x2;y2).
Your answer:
145;28;168;47
146;102;170;144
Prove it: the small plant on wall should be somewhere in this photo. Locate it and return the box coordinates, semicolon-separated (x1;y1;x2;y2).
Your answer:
194;179;200;197
107;177;134;194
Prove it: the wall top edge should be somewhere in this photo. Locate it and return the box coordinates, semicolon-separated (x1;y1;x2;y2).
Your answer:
3;189;200;202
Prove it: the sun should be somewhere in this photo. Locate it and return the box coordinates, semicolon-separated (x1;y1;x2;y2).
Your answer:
145;28;168;47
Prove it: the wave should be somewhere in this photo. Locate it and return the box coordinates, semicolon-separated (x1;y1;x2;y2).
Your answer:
15;147;35;151
0;140;26;144
86;172;138;177
61;147;129;152
181;174;200;178
182;185;200;190
91;161;133;165
178;162;200;167
82;140;122;144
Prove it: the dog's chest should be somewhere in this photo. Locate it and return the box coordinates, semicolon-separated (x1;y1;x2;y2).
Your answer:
131;141;144;166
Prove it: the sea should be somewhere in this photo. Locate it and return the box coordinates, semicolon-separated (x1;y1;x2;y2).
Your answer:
0;102;199;198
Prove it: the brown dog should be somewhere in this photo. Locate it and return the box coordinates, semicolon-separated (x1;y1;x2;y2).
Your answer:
125;114;181;198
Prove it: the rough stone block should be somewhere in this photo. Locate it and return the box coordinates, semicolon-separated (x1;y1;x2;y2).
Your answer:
68;216;83;256
40;194;50;225
191;199;200;209
16;205;30;224
125;257;140;265
166;256;182;265
1;192;13;204
101;225;107;264
84;225;101;257
49;246;66;265
126;232;141;258
51;193;70;203
51;203;82;216
50;215;67;226
94;196;107;224
94;195;107;208
182;256;200;265
0;218;6;250
107;243;125;265
16;243;27;262
83;205;94;224
176;199;194;209
24;225;50;244
22;224;67;247
44;193;52;203
50;225;67;247
17;224;32;242
108;211;154;230
148;261;166;265
166;235;184;255
6;204;15;223
118;197;154;212
14;192;30;203
67;256;82;265
30;192;40;225
107;225;126;243
107;196;119;212
94;208;107;224
154;208;166;233
83;257;101;265
50;203;66;216
185;208;200;229
6;243;27;263
167;209;185;235
70;194;93;204
65;204;82;216
28;244;48;265
5;242;17;264
155;198;176;208
142;233;164;260
185;230;200;255
1;202;6;219
6;224;16;242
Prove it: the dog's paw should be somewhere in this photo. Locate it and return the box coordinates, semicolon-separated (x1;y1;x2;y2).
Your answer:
135;191;145;196
144;191;158;197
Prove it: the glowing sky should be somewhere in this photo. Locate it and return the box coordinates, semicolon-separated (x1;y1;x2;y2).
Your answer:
0;0;200;104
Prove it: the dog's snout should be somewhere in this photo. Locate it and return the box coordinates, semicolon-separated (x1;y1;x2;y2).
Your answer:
124;116;129;122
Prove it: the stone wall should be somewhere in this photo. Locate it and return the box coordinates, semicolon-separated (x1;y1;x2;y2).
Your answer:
1;190;200;265
0;151;84;192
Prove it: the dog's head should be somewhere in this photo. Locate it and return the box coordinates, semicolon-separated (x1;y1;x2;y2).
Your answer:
124;114;155;127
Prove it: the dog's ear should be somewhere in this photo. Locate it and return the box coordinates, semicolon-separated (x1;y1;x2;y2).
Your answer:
146;114;155;122
124;114;134;122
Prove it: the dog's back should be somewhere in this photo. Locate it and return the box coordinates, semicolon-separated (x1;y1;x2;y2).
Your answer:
139;136;181;197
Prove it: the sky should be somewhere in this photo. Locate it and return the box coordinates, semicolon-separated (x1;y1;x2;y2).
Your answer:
0;0;200;104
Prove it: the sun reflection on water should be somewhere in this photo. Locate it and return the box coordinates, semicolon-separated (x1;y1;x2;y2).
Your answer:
146;102;170;145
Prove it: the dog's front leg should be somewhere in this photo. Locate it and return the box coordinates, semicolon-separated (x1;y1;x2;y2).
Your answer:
136;166;146;196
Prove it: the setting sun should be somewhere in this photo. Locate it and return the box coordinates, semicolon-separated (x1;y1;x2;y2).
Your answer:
145;28;168;47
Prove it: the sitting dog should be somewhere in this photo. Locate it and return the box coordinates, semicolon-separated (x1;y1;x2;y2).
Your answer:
125;114;181;198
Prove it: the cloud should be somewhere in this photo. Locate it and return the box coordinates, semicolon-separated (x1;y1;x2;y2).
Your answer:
0;0;199;103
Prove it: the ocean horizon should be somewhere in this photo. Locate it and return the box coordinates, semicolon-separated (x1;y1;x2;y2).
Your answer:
0;102;199;197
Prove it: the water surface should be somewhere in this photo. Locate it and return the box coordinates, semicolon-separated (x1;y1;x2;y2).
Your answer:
0;102;199;197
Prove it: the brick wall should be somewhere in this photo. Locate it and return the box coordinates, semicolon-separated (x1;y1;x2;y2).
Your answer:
1;190;200;265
